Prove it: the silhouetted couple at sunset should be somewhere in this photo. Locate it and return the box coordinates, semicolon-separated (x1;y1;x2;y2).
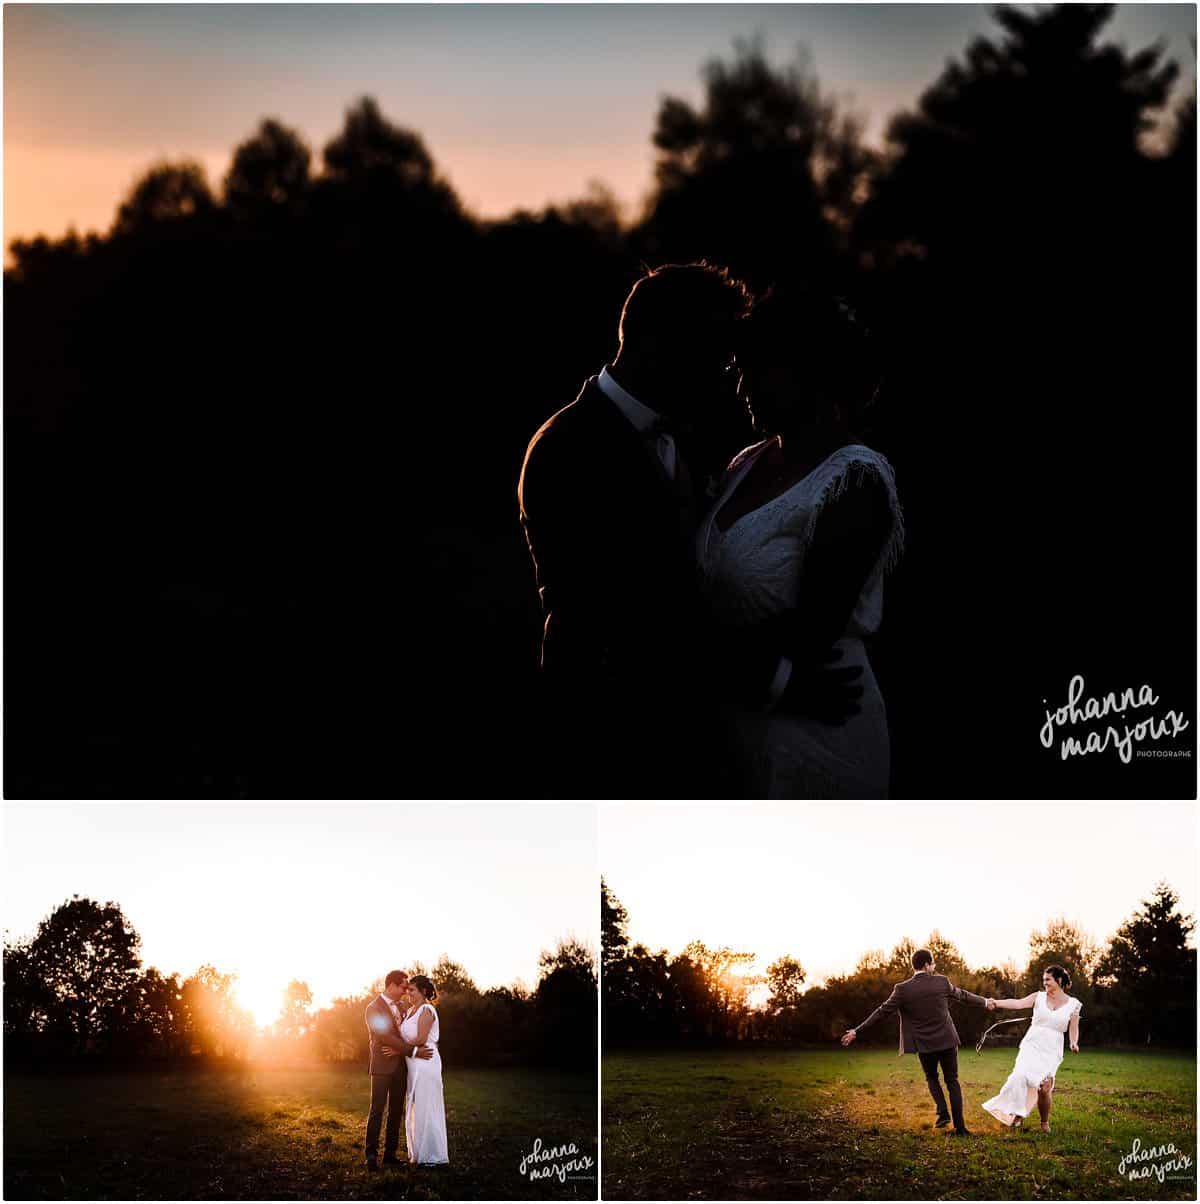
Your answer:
519;262;904;799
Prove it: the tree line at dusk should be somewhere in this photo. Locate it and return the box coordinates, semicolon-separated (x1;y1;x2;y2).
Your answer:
3;897;596;1068
601;879;1196;1049
5;4;1195;799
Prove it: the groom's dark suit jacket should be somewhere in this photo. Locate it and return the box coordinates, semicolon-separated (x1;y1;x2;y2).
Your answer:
518;376;786;762
365;995;417;1078
518;376;788;796
855;972;988;1054
519;377;702;691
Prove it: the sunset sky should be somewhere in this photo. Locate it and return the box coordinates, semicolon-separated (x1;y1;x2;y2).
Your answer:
600;801;1196;986
3;802;597;1027
4;4;1195;254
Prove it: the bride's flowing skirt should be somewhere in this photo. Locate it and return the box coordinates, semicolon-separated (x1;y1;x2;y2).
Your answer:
982;1070;1036;1124
982;1030;1063;1125
406;1053;449;1164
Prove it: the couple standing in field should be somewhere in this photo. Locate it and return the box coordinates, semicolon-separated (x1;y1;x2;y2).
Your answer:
518;261;904;800
842;949;1082;1135
363;969;448;1170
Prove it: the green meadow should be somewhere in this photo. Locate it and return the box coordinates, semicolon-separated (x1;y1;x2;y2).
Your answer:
5;1063;596;1200
603;1046;1195;1199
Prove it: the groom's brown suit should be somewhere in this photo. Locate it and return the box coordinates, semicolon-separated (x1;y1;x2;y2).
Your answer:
854;971;989;1133
364;995;418;1162
856;971;987;1054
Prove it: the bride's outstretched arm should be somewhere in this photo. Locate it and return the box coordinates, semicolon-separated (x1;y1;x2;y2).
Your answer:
991;992;1038;1011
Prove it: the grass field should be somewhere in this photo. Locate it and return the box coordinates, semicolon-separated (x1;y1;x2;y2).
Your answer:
4;1063;597;1200
603;1047;1196;1200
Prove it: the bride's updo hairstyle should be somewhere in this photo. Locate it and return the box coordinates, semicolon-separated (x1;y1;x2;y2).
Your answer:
1044;965;1072;990
410;974;438;1002
736;286;881;432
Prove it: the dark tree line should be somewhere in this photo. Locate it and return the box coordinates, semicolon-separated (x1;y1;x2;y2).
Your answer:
602;878;1196;1049
4;897;596;1069
5;5;1195;798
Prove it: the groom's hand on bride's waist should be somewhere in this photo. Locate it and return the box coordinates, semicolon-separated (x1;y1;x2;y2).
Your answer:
777;647;863;725
381;1043;434;1060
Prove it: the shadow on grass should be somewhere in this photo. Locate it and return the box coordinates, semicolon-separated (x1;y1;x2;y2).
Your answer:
5;1063;597;1200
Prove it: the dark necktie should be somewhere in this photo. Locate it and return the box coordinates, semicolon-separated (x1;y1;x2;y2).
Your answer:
644;417;699;530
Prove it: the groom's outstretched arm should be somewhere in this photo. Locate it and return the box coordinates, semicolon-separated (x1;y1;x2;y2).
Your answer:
947;982;989;1009
854;985;901;1033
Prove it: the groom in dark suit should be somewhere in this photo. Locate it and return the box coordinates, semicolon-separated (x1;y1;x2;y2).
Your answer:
363;969;433;1171
517;262;860;798
841;948;994;1136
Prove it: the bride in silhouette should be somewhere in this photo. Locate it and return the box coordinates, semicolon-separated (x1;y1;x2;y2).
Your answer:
697;288;904;798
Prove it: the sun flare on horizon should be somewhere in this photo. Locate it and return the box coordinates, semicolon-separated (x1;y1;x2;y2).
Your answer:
232;974;287;1031
4;803;598;1032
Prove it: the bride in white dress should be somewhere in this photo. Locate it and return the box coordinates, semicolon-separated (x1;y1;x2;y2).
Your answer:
982;965;1081;1131
400;975;449;1164
698;288;904;798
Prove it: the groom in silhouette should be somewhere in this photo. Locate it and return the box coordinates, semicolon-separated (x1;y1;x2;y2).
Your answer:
518;262;860;798
363;969;433;1171
840;948;994;1137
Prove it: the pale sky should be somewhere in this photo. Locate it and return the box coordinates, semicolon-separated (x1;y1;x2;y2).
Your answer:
4;4;1194;254
600;801;1197;986
3;802;598;1026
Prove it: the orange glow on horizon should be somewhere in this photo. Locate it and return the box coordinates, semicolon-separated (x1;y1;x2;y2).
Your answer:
2;136;651;268
5;4;1190;267
232;973;287;1031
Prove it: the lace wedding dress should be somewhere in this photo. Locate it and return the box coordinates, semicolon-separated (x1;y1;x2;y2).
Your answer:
982;992;1081;1124
697;441;904;799
400;1003;449;1164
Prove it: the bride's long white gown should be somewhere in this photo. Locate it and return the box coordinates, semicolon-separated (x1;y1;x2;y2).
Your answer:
982;992;1082;1124
400;1003;449;1164
697;441;904;799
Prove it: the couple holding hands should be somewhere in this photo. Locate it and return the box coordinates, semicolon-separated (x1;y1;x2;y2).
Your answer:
842;950;1081;1135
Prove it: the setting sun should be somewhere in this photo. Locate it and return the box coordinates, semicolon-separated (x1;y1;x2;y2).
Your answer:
5;803;597;1011
232;974;286;1030
4;802;600;1197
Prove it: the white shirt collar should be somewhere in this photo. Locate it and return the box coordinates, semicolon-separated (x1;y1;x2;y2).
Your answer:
597;365;662;435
